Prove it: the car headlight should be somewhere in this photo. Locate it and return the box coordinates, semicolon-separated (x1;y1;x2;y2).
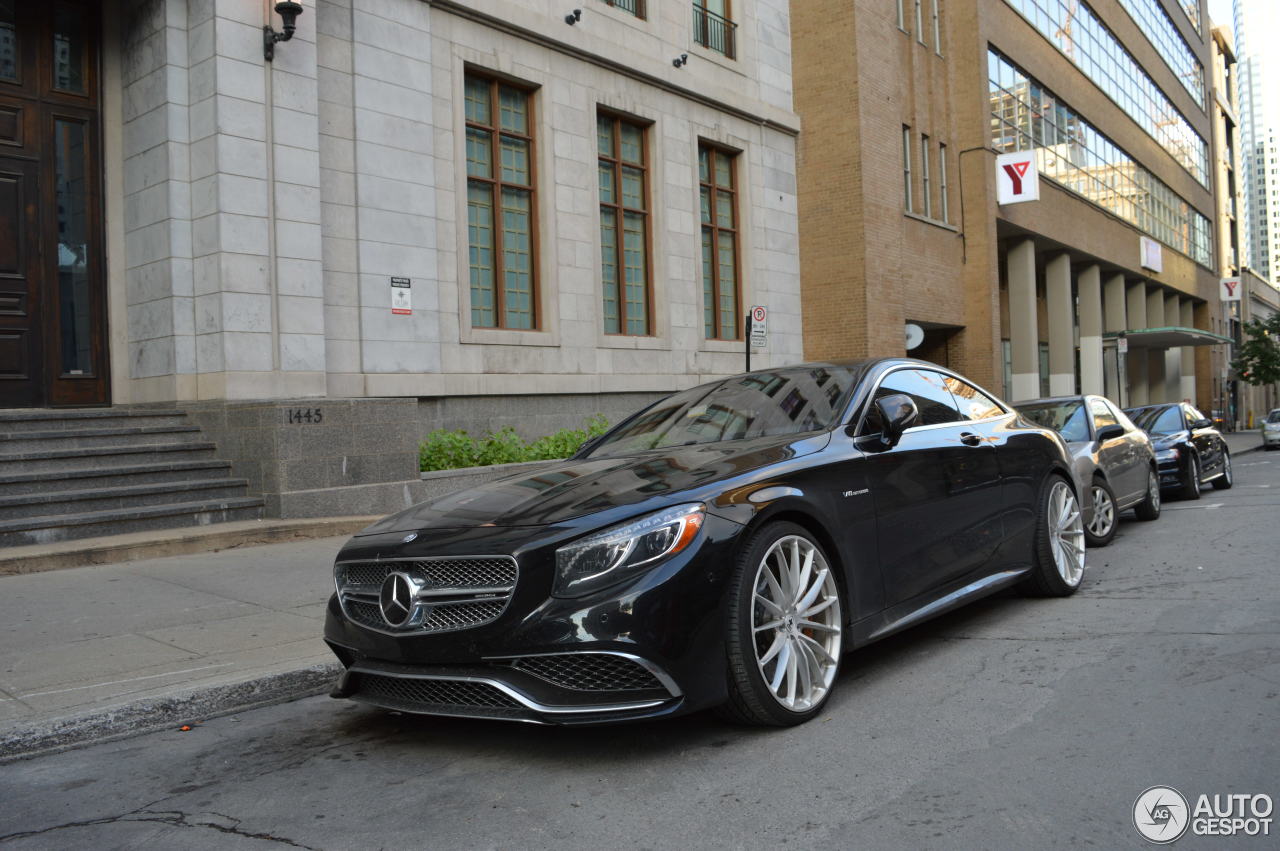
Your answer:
554;503;705;598
1156;448;1180;463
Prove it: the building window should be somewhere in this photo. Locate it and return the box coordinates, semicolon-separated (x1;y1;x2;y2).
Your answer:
598;0;645;18
700;144;740;340
1114;0;1204;108
902;126;913;213
896;0;906;30
931;0;942;53
598;113;650;336
692;0;736;59
914;0;924;44
920;134;932;219
938;142;949;223
465;73;536;329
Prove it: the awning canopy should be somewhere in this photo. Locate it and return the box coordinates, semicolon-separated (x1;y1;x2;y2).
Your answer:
1103;326;1233;349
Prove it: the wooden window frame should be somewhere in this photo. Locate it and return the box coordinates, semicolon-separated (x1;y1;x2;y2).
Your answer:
920;133;932;219
699;142;741;341
598;110;653;337
465;72;538;330
902;126;913;213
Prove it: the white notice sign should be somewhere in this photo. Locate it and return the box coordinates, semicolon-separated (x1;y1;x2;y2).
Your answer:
391;277;411;315
749;305;767;348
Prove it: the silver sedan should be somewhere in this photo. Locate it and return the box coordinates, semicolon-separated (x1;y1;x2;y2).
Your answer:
1015;395;1161;546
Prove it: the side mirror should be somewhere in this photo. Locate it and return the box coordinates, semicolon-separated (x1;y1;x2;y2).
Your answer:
1095;424;1126;443
1192;418;1212;430
876;393;920;449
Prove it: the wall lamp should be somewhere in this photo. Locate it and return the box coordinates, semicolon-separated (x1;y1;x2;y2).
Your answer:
565;8;582;24
672;53;688;68
264;1;304;61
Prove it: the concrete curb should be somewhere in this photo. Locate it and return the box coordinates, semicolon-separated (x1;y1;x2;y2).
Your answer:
0;517;378;576
0;662;343;763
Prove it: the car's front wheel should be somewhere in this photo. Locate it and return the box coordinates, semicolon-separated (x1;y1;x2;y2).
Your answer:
1212;451;1233;490
1181;454;1202;500
1021;476;1085;597
720;522;844;726
1133;467;1161;521
1084;478;1117;547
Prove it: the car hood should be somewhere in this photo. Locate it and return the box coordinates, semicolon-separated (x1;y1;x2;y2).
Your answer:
356;432;830;535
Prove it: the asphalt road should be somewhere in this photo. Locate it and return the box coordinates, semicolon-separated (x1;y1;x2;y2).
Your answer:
2;459;1278;850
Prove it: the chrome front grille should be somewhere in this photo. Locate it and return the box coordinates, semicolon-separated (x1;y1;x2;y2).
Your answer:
506;653;665;693
335;555;517;636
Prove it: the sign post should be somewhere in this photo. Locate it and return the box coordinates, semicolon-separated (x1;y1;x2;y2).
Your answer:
746;305;767;372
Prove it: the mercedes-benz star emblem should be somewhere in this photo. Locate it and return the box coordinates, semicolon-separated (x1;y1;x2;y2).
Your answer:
379;572;418;628
402;532;417;543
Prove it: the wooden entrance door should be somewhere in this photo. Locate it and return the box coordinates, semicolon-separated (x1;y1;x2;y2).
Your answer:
0;0;106;407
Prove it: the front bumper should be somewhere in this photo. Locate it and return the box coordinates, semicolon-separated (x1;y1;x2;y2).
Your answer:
1262;429;1280;447
323;513;744;724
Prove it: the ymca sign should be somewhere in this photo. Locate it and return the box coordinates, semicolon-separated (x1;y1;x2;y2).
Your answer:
1220;277;1242;302
996;151;1039;205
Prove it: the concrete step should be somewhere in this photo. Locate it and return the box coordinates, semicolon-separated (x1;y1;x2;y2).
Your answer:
0;424;204;453
0;459;235;496
0;478;252;521
0;408;189;433
0;497;266;547
0;442;219;474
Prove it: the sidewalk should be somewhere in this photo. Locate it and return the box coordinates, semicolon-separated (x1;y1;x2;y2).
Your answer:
0;534;353;760
1223;428;1267;458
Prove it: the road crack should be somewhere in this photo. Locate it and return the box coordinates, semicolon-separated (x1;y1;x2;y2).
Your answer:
0;805;319;849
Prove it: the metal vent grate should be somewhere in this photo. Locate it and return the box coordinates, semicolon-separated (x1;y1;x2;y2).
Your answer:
508;654;664;692
353;673;520;709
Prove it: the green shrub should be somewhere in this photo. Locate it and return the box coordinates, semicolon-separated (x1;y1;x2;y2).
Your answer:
418;415;609;472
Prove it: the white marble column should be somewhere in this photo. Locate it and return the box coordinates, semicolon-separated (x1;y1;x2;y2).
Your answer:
1008;239;1040;400
1126;282;1148;405
1046;254;1075;395
1078;265;1103;396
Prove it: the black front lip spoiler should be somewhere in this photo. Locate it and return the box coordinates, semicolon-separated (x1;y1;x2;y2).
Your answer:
330;660;686;726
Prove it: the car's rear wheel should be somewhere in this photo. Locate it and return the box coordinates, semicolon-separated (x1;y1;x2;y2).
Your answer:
1021;476;1085;597
1133;467;1161;521
1181;455;1201;500
1212;451;1233;490
1084;478;1117;547
719;522;844;726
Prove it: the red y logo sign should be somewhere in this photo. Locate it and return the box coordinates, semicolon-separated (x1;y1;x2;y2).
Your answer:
1002;161;1031;195
1223;280;1239;297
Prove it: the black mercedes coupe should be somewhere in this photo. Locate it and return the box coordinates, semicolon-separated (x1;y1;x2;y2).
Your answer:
325;358;1086;727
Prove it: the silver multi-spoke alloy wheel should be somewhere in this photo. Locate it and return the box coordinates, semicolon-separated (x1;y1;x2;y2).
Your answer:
1148;470;1161;510
751;535;842;712
1048;480;1085;587
1088;484;1115;540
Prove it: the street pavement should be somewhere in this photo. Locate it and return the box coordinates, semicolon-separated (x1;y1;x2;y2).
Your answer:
0;440;1276;848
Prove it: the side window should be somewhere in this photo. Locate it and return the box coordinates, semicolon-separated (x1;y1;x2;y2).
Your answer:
944;376;1005;421
1089;399;1118;431
1185;405;1207;426
1105;400;1136;432
861;369;963;435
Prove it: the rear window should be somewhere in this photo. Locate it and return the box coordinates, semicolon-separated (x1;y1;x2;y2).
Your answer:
1019;401;1089;443
1129;406;1185;436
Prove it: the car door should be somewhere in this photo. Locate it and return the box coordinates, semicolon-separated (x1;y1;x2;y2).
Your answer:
1088;397;1140;502
859;368;1002;606
1184;404;1221;477
1105;399;1150;501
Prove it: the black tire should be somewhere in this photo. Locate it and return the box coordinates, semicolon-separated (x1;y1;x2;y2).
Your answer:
1083;477;1118;548
1181;454;1201;500
1212;451;1233;490
1021;475;1085;598
1133;467;1162;521
718;522;844;727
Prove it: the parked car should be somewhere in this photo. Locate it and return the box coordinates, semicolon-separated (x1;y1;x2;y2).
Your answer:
1124;402;1233;499
1263;409;1280;450
325;358;1085;728
1015;395;1160;546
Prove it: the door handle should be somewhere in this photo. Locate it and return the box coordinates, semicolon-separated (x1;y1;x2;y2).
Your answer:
959;432;982;446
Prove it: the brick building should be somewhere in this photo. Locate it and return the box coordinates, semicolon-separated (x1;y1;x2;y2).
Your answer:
793;0;1233;410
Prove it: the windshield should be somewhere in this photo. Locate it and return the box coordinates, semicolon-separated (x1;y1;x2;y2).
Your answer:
1019;401;1089;442
1268;410;1280;424
1129;406;1184;436
585;366;857;458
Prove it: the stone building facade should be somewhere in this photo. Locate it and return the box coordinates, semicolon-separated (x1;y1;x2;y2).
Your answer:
1;0;801;514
